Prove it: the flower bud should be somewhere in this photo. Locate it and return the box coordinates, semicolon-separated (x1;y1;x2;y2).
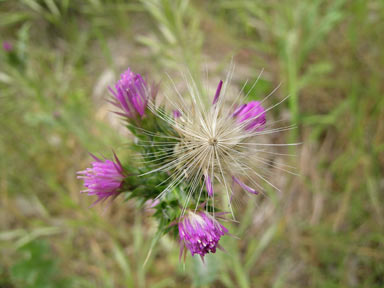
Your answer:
109;68;149;119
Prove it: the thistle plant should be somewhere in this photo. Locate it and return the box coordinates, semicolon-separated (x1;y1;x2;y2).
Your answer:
78;65;295;261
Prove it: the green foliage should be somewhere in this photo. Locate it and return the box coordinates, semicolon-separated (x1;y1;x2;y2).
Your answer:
10;240;71;288
242;78;272;102
219;0;345;140
138;0;203;76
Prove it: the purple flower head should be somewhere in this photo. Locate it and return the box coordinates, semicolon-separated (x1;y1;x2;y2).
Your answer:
109;68;150;119
77;153;124;204
178;211;228;260
3;41;13;52
233;101;266;131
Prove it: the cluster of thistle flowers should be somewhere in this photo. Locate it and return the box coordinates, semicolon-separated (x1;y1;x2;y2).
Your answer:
78;67;272;261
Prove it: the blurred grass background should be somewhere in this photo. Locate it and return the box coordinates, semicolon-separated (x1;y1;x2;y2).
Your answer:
0;0;383;287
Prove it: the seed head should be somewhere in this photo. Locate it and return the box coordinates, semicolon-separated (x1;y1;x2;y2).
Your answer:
143;66;297;217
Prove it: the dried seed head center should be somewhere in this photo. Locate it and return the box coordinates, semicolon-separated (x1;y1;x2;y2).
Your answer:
208;138;218;146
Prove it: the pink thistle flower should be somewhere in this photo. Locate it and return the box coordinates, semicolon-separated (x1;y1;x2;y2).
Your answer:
178;211;228;260
77;153;124;204
109;68;150;119
233;101;266;131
